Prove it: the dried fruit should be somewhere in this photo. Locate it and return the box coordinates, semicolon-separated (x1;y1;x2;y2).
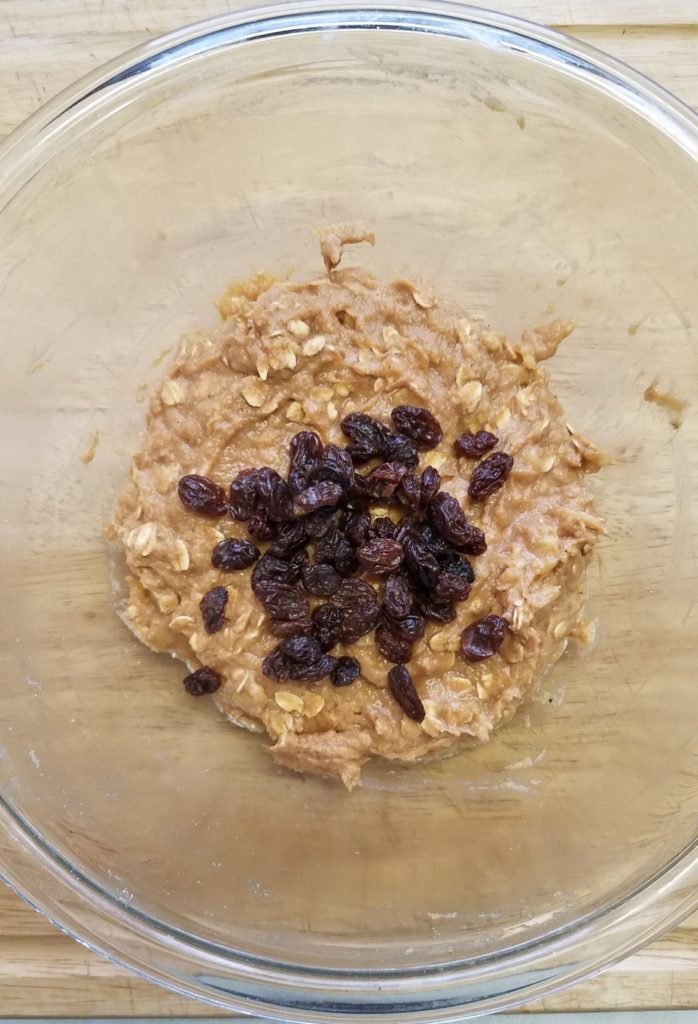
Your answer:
279;634;326;664
394;516;419;545
268;617;314;639
433;573;472;602
338;507;371;546
390;405;443;448
383;573;412;619
346;441;376;465
256;466;294;522
200;586;228;634
178;474;228;516
251;551;308;590
375;624;413;663
331;657;361;687
303;508;336;538
382;432;419;468
340;412;391;459
312;603;345;651
467;452;514;501
419;466;441;508
229;468;260;521
333;578;381;642
396;473;422;511
357;538;404;574
403;535;440;590
388;664;425;722
288;430;323;494
287;653;338;683
439;552;475;583
247;512;277;542
415;590;456;623
268;519;309;557
183;666;222;696
309;443;354;489
461;615;507;661
333;535;359;576
388;612;426;641
211;537;260;570
255;581;309;621
429;492;487;555
370;516;397;540
454;430;498;459
417;521;450;557
295;480;344;511
359;462;407;499
301;563;342;596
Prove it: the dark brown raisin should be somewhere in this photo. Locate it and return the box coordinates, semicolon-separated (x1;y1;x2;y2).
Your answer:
247;512;277;542
358;462;407;499
312;603;345;651
251;551;308;590
178;474;228;516
357;538;405;574
388;612;426;641
288;430;323;495
338;507;371;546
308;444;354;490
417;521;450;557
268;519;309;557
396;473;422;511
375;624;413;663
199;586;228;634
428;492;487;554
390;405;443;448
454;430;499;459
382;432;419;468
439;552;475;584
340;412;391;459
346;441;376;465
261;648;293;681
254;582;309;621
383;573;412;619
415;590;456;623
295;480;344;511
263;645;337;683
333;536;359;576
183;666;222;696
370;516;397;540
277;651;337;683
303;508;336;538
403;535;440;590
331;657;361;687
268;617;314;639
388;664;425;722
461;615;507;661
211;537;260;570
301;563;342;597
467;452;514;501
394;516;419;545
256;466;294;522
333;578;381;642
229;468;260;521
315;527;342;565
433;573;472;602
420;466;441;508
279;635;326;664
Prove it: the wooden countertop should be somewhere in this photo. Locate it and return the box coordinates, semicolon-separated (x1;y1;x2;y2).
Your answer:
1;1;696;1016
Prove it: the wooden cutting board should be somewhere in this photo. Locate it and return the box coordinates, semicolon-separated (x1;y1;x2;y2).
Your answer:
1;0;697;1015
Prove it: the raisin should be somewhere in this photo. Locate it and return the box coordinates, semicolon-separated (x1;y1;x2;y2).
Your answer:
359;462;407;499
439;552;475;583
415;590;456;623
254;582;309;621
309;444;354;490
269;617;314;639
334;536;359;576
388;612;426;641
211;537;260;570
428;492;487;555
331;657;361;687
382;432;419;468
454;430;498;460
229;468;260;521
461;615;507;661
267;640;337;683
303;508;335;538
295;480;344;511
375;624;413;663
340;412;391;458
338;507;371;546
247;512;277;542
357;538;405;574
301;563;342;596
388;664;425;722
403;535;440;590
287;655;338;683
261;648;293;681
346;441;376;465
433;573;472;602
256;467;294;522
390;405;443;448
251;551;308;590
417;521;450;557
183;666;222;696
394;516;419;545
467;452;514;501
178;474;228;516
396;473;422;511
279;634;326;664
199;586;228;634
312;603;344;651
333;578;380;642
383;573;412;619
370;516;397;540
268;519;309;557
420;466;441;508
288;430;324;495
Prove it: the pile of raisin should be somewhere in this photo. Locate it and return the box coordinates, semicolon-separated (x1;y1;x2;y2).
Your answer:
177;404;514;719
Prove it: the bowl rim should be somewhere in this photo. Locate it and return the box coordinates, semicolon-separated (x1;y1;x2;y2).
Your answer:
1;1;697;1020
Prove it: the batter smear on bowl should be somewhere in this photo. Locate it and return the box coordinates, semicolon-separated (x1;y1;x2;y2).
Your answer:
110;225;605;788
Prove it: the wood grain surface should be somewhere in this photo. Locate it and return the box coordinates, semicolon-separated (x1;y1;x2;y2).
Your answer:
1;0;697;1016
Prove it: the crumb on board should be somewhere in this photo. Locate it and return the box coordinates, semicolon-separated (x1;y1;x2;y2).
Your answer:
29;359;46;375
81;430;100;465
151;346;172;369
627;320;643;336
643;379;687;429
484;96;506;113
516;113;526;130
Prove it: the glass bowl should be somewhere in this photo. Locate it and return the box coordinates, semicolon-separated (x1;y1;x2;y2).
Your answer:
1;2;697;1020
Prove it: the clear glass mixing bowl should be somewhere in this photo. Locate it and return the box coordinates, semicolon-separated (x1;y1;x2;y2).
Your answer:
1;2;697;1020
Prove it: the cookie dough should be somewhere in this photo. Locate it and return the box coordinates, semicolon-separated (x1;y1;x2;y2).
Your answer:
110;226;604;788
